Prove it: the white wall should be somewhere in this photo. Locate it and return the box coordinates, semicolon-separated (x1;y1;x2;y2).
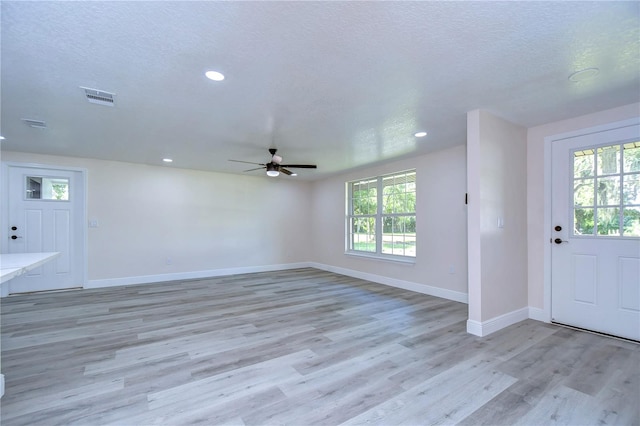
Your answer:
310;145;468;301
467;111;482;321
526;102;640;311
0;152;313;284
5;103;636;316
467;110;528;328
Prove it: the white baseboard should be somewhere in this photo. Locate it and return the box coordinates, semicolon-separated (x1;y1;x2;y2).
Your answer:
466;319;483;336
528;306;549;322
86;261;468;305
466;307;529;337
86;262;312;289
309;262;468;304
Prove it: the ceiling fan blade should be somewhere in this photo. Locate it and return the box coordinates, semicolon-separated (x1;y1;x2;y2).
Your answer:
280;168;293;175
229;159;265;166
243;167;266;172
280;164;317;169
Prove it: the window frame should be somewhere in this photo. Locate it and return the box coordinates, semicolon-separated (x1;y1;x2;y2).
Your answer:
571;140;640;238
346;169;416;261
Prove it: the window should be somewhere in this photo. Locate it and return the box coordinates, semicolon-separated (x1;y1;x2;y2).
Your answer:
25;176;70;201
347;170;416;258
573;141;640;237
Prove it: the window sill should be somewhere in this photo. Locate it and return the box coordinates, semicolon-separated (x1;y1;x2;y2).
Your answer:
344;251;416;265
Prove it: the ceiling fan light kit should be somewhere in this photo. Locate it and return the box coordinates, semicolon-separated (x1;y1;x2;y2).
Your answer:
266;163;280;177
229;148;317;178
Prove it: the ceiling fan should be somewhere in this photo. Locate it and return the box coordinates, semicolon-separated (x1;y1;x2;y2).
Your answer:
229;148;317;177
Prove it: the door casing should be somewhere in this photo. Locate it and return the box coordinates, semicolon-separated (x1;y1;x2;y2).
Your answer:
1;161;88;292
542;117;640;323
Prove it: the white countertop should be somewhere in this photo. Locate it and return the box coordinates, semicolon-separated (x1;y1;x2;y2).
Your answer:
0;252;61;284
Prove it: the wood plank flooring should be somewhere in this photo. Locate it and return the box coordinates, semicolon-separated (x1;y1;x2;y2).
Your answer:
1;268;638;425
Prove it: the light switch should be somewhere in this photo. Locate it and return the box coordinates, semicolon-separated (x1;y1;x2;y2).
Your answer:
89;219;99;228
497;217;504;228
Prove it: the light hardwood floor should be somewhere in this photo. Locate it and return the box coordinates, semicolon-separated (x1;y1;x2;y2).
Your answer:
1;268;638;425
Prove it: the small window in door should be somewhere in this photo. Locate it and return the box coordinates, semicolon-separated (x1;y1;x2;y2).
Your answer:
26;176;70;201
573;141;640;237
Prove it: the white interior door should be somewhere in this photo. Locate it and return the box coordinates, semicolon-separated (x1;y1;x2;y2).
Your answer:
2;164;85;294
551;122;640;341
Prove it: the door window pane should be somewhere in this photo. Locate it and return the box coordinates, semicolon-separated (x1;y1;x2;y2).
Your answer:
574;208;595;235
574;179;594;206
623;174;640;205
597;145;620;175
596;176;620;206
623;142;640;173
574;149;595;178
26;176;69;200
597;208;620;236
623;207;640;237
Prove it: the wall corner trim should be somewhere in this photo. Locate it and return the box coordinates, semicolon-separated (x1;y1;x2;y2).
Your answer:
528;307;549;322
466;319;483;336
466;307;529;337
308;262;468;304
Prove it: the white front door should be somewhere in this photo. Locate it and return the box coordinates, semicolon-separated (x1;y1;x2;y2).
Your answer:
2;163;85;294
551;121;640;341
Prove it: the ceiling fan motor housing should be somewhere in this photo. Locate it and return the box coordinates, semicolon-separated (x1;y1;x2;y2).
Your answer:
269;148;283;164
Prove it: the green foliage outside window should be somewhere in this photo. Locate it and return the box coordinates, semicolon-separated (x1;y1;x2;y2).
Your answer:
51;183;68;200
573;143;640;237
348;171;416;257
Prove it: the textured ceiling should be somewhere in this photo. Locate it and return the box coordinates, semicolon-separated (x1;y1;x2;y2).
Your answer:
1;1;639;180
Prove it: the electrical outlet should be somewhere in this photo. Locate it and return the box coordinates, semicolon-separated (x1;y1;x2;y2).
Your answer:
165;258;172;265
448;265;455;274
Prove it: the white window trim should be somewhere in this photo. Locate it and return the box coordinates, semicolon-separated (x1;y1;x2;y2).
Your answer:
346;169;416;261
344;250;416;264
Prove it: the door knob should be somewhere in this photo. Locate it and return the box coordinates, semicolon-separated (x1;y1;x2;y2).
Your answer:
10;235;22;240
554;225;562;232
554;238;568;244
11;226;17;231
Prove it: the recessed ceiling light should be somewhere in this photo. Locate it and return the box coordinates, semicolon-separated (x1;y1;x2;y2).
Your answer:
162;158;173;163
0;136;5;140
568;68;599;83
414;131;428;138
291;173;298;177
205;70;225;81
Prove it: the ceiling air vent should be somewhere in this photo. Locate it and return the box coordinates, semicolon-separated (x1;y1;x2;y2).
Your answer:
22;119;47;129
81;87;115;106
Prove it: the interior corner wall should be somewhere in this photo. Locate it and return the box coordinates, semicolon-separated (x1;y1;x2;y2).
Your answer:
0;151;313;283
309;145;468;301
526;102;640;311
467;109;528;324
